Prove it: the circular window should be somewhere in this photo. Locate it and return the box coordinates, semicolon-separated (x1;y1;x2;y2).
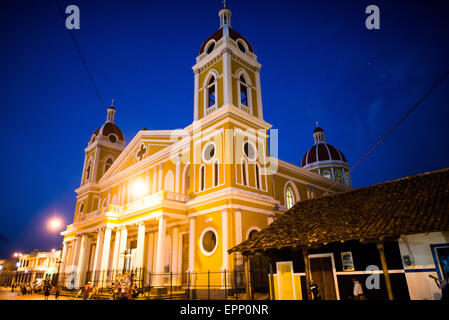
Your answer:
202;142;216;163
108;134;117;143
200;228;218;256
243;141;257;161
237;39;247;53
206;41;215;54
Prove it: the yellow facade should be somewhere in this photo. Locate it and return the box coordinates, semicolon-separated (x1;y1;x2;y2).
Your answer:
60;6;349;293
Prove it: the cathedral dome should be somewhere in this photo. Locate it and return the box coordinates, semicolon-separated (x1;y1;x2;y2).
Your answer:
89;105;125;145
301;126;347;168
199;6;253;55
200;27;253;55
301;142;347;167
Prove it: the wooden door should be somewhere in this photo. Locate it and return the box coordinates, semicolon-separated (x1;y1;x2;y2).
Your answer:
309;257;337;300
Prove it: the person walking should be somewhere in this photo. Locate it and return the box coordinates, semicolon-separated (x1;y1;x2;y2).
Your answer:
352;277;365;300
54;284;60;300
309;280;321;300
432;272;449;302
44;282;51;300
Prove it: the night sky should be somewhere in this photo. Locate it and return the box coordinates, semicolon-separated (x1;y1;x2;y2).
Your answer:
0;0;448;257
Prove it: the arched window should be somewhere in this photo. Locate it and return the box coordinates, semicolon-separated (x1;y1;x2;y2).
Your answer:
286;187;295;209
241;159;248;185
78;203;85;221
200;165;205;191
255;163;261;189
85;162;92;182
322;170;331;179
207;76;216;108
104;157;113;174
240;75;248;107
213;160;219;187
164;170;175;192
335;170;343;183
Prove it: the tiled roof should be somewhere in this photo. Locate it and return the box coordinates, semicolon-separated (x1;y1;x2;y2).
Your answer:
229;168;449;254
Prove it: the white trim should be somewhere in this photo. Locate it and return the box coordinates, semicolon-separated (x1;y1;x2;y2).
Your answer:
245;226;261;240
308;253;340;300
283;180;299;208
199;227;218;257
202;141;216;163
275;261;296;300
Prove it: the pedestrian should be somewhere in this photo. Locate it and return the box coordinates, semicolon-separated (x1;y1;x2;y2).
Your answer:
44;282;51;300
309;280;321;300
432;272;449;301
11;282;15;292
82;282;92;300
352;277;365;300
54;284;60;300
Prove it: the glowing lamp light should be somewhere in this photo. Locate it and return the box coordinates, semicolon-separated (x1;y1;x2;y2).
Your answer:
133;179;147;198
0;265;3;270
48;217;62;231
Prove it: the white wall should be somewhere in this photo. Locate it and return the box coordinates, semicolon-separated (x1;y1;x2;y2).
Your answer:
398;231;449;300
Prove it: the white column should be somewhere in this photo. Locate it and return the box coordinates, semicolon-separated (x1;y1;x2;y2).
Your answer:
152;167;157;194
222;209;229;287
135;222;146;269
255;70;264;119
193;70;199;120
91;228;104;282
222;49;233;106
175;159;181;194
146;232;154;282
155;216;166;286
152;232;158;274
117;226;128;271
188;217;195;272
158;164;163;191
75;234;87;288
99;228;112;285
221;210;229;270
60;241;68;274
111;228;120;270
118;183;122;206
235;209;243;267
111;228;121;270
100;228;112;271
172;227;179;284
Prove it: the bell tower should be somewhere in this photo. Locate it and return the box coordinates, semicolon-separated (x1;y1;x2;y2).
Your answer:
193;5;264;122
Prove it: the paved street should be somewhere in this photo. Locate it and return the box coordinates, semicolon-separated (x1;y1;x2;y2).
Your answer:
0;287;74;300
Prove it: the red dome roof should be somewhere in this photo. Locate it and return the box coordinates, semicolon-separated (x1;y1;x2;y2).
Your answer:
91;122;124;143
301;142;347;167
199;27;253;54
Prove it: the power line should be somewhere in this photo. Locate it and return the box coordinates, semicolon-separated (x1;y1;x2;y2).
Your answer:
55;0;106;110
328;69;449;192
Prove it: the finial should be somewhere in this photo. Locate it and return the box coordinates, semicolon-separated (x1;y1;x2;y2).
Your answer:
223;0;226;8
111;98;114;107
316;121;319;127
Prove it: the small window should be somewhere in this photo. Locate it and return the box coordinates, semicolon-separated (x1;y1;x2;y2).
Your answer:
108;134;117;143
322;171;331;179
242;159;247;185
243;141;256;161
248;229;258;240
85;163;91;181
202;142;216;162
200;165;205;191
200;229;218;255
104;158;113;173
240;76;248;107
335;170;343;183
206;41;215;54
207;76;216;108
214;160;219;186
255;164;261;189
237;39;247;53
286;187;295;209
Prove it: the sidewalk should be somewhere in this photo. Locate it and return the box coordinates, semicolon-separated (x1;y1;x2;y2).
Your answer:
0;287;75;300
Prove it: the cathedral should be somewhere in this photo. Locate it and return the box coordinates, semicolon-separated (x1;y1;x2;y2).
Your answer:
60;6;350;291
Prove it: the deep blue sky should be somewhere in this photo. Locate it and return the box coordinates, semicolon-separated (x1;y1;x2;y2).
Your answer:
0;0;448;257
